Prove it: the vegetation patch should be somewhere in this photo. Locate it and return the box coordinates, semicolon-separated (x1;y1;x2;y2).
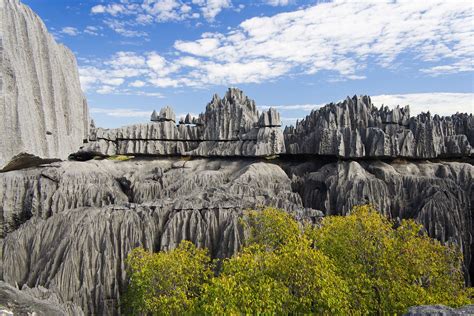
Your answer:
124;205;473;314
107;155;134;161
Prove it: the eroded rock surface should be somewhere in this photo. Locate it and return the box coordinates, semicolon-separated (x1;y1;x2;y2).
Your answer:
404;304;474;316
0;0;89;170
0;157;472;314
80;88;285;157
284;95;473;158
286;159;474;283
0;281;83;315
0;158;312;314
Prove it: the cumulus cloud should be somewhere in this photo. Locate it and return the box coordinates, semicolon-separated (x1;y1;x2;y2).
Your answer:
371;93;474;116
90;108;152;118
195;0;232;21
84;26;102;36
81;1;473;94
90;0;232;34
265;0;291;6
61;26;80;36
129;80;147;88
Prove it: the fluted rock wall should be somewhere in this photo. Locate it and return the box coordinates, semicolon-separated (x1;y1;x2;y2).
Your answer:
0;157;472;314
284;95;473;158
287;159;474;282
79;88;284;157
0;158;313;314
0;0;89;170
0;281;83;315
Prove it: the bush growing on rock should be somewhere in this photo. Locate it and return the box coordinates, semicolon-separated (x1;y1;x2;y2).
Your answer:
124;206;472;315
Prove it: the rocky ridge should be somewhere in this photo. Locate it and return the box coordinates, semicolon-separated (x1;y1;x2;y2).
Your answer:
284;95;473;158
0;0;89;170
78;92;473;160
80;88;285;158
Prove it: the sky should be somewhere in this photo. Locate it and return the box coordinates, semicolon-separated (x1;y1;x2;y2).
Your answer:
23;0;474;128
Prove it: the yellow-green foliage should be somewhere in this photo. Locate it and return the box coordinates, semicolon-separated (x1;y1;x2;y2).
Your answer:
107;155;134;161
124;206;472;315
123;241;212;315
313;205;471;314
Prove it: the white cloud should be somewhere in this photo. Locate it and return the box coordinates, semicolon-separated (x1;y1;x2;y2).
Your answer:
90;108;152;118
104;19;148;37
197;0;232;21
91;4;131;16
173;1;473;80
371;93;474;116
84;26;102;36
264;93;473;116
96;85;117;94
129;80;146;88
90;0;231;32
61;26;79;36
259;104;323;111
265;0;291;6
102;78;125;86
79;2;474;93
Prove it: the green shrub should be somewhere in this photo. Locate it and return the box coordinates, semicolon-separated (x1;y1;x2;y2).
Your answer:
124;206;472;315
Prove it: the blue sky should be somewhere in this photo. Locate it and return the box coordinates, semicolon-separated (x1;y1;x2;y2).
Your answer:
24;0;473;128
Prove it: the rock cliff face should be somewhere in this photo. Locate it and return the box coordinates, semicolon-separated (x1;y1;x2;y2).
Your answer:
286;159;474;282
0;158;472;314
0;0;89;170
80;88;285;157
284;95;473;158
0;158;315;314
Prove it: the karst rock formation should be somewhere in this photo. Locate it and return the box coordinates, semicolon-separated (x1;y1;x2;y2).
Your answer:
0;0;89;170
0;1;473;315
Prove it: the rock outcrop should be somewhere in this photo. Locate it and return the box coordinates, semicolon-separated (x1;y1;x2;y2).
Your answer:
0;158;316;314
0;157;472;314
403;304;474;316
286;159;474;283
79;88;284;157
0;0;89;170
0;281;83;315
284;95;473;158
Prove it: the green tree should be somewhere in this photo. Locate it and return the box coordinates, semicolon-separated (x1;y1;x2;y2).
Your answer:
124;206;472;315
198;207;351;314
313;204;472;314
123;241;212;315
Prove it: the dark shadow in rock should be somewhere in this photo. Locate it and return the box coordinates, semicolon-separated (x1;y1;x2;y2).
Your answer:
0;153;61;173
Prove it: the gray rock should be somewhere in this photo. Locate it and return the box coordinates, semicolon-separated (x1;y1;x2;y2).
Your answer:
258;108;281;127
0;281;83;315
284;95;473;158
404;304;474;316
0;157;472;314
79;88;285;157
150;109;159;122
0;158;312;314
287;159;474;283
159;106;176;122
0;0;89;169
